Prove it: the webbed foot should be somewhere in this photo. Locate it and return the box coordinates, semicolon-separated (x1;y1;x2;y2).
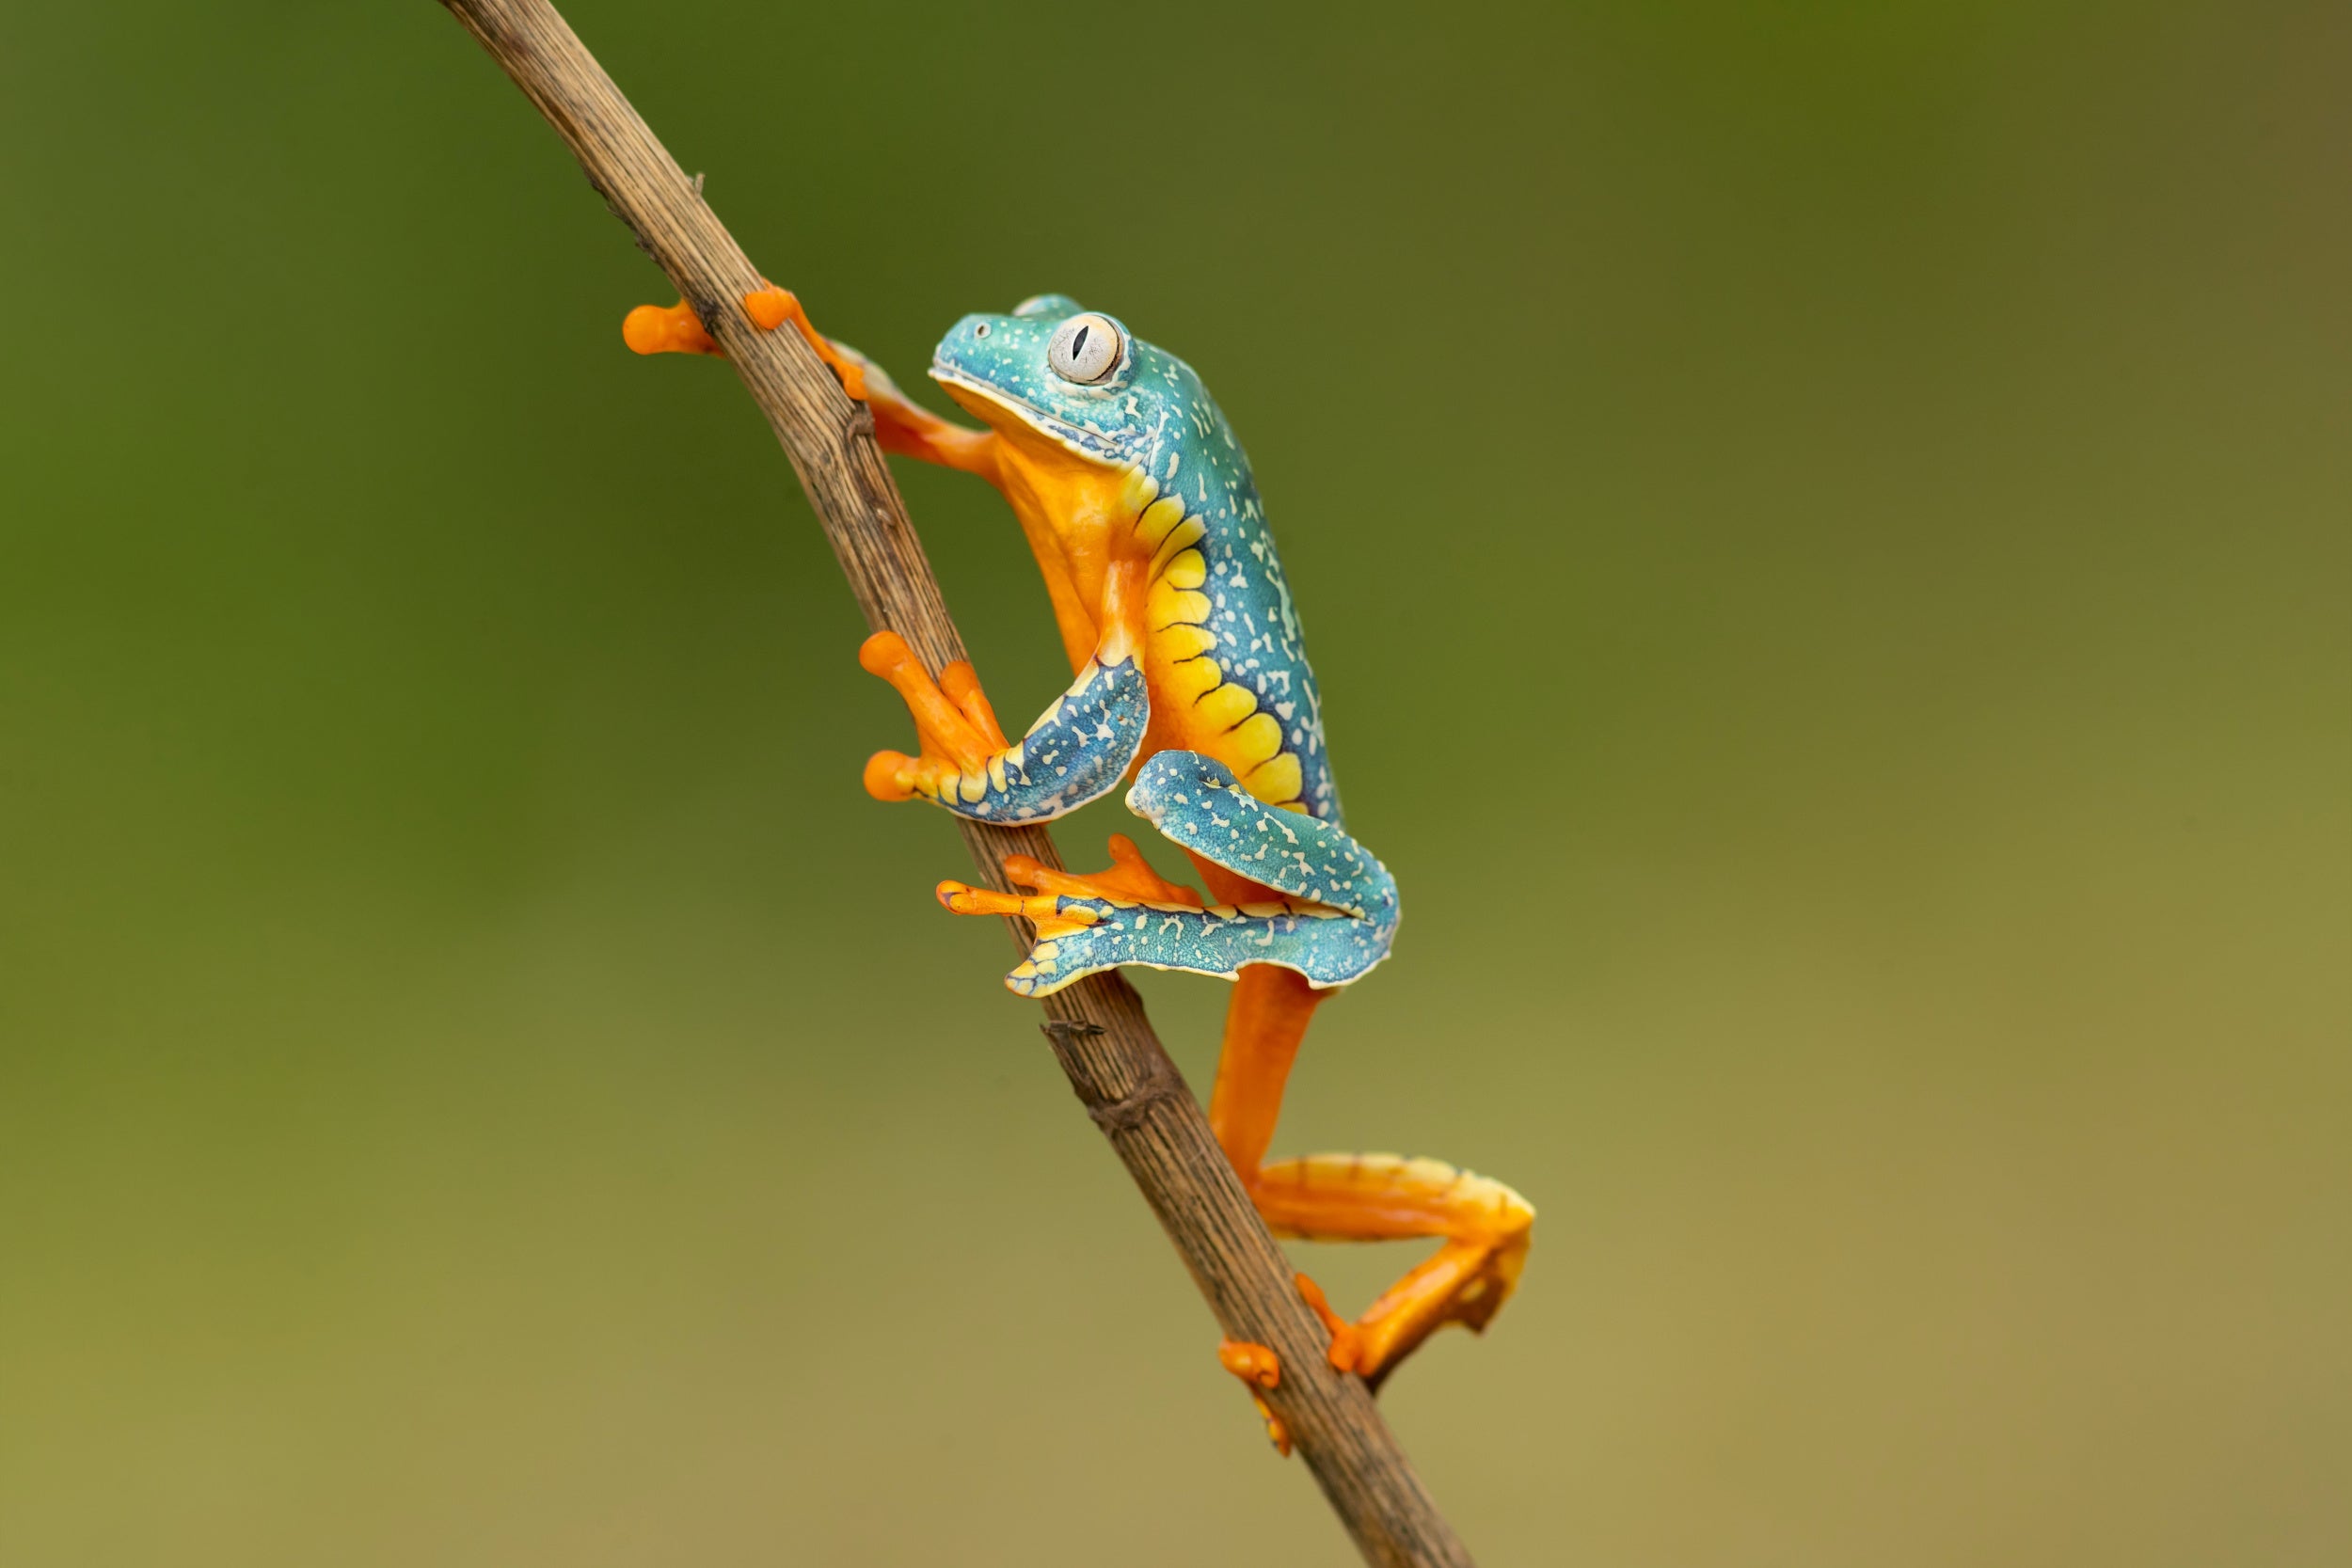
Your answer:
857;630;1010;805
1259;1159;1535;1390
945;836;1201;910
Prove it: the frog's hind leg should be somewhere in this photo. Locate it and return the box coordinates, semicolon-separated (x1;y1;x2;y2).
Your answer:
1132;751;1527;1386
1261;1154;1534;1390
1195;961;1534;1390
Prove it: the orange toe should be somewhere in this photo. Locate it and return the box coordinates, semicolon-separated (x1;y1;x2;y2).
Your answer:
864;750;917;802
1217;1338;1280;1391
1295;1273;1362;1374
623;299;717;356
742;285;793;331
1217;1339;1291;1457
858;629;915;679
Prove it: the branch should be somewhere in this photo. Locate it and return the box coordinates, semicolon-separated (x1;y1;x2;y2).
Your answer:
434;4;1476;1563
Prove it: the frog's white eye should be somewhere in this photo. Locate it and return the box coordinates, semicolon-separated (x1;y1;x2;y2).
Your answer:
1047;313;1122;385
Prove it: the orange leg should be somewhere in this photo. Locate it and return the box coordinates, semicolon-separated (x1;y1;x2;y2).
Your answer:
1261;1156;1534;1389
1202;956;1535;1391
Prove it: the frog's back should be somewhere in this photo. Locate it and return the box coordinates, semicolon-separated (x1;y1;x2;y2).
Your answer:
1131;372;1342;827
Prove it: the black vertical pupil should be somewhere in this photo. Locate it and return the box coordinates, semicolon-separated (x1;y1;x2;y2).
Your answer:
1070;325;1090;359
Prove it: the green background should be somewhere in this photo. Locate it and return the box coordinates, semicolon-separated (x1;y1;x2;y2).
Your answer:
2;2;2345;1563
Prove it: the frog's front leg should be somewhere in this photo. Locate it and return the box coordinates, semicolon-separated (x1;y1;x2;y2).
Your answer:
860;560;1150;825
625;286;998;475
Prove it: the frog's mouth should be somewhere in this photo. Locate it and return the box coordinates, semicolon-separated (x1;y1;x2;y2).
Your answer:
929;363;1127;467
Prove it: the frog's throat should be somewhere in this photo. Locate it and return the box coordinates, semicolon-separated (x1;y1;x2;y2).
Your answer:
930;369;1143;675
930;365;1128;467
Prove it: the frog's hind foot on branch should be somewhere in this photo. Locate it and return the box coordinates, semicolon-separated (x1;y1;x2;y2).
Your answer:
1263;1155;1534;1391
938;836;1201;943
1216;1338;1291;1457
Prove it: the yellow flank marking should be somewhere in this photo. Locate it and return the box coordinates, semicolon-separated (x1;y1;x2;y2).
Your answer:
1148;584;1212;630
1195;682;1257;731
1135;496;1188;551
1245;751;1303;803
1227;711;1283;768
1149;517;1207;579
1161;547;1207;590
1278;800;1311;815
958;771;988;804
1152;623;1217;662
1163;654;1223;704
1120;466;1159;513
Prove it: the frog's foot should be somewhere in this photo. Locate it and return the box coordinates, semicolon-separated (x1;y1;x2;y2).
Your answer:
939;836;1201;943
1254;1155;1535;1391
736;285;997;473
857;629;1147;826
858;630;1009;804
1003;835;1203;909
1216;1339;1290;1457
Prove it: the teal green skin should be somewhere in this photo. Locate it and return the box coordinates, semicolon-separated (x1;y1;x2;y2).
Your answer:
996;752;1400;998
920;298;1400;998
930;294;1342;822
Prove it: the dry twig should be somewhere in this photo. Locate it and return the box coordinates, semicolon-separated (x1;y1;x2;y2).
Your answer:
435;4;1477;1562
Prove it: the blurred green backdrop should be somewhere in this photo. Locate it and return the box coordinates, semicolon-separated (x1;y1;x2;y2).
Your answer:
2;2;2345;1564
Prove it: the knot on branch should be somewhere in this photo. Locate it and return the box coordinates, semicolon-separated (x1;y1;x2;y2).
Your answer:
1041;1020;1188;1133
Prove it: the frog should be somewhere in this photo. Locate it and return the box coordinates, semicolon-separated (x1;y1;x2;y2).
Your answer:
625;284;1534;1426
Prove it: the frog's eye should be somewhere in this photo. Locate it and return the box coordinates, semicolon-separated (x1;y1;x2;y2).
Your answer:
1046;313;1123;385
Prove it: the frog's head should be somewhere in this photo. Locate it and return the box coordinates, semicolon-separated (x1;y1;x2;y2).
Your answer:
930;295;1208;473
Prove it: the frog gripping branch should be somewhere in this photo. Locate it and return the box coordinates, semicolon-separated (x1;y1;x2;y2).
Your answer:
634;291;1535;1397
442;3;1504;1557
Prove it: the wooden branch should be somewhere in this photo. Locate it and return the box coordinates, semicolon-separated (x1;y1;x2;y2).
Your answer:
434;4;1476;1563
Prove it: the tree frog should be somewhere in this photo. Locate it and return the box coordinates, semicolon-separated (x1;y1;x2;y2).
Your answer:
627;286;1533;1420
